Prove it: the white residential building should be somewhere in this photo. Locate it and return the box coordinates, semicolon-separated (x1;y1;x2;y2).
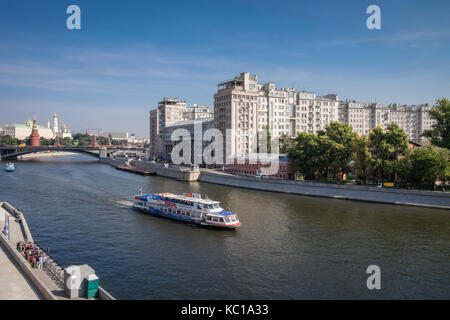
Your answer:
214;72;339;157
149;97;213;158
338;101;435;143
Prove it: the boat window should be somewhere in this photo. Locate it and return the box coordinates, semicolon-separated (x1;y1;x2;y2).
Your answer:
224;218;230;223
207;216;212;221
177;209;181;214
213;217;219;222
219;218;224;223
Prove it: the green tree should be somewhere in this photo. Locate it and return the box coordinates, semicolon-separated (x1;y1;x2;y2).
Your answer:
409;146;450;189
266;125;272;154
422;98;450;149
323;122;357;182
396;149;413;184
279;133;292;154
0;135;19;146
369;124;408;183
39;137;54;146
60;137;73;146
258;125;272;153
351;135;372;184
287;132;333;180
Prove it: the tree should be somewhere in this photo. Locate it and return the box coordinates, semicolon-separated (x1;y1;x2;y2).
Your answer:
39;137;54;146
396;151;413;184
409;146;450;189
324;122;357;182
287;132;334;180
265;125;272;154
60;137;73;146
422;98;450;149
369;124;408;183
279;133;292;154
351;135;372;184
0;135;20;146
258;125;272;153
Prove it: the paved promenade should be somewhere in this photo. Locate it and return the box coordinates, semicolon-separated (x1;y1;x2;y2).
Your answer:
0;202;115;300
0;205;40;300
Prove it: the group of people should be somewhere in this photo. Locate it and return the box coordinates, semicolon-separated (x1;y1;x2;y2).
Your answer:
17;241;48;269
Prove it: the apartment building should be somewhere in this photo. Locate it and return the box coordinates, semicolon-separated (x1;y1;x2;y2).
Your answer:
214;72;339;158
149;97;213;158
338;101;434;143
162;118;214;163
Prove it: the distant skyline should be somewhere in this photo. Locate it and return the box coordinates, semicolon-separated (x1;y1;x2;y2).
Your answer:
1;0;449;137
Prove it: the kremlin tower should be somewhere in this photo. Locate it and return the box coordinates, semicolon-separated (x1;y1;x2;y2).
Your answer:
52;113;59;136
90;135;100;148
30;116;40;147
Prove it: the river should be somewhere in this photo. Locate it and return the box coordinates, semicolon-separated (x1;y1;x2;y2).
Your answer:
1;155;449;299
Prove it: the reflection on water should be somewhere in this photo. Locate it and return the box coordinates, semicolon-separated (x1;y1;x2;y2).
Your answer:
1;155;449;299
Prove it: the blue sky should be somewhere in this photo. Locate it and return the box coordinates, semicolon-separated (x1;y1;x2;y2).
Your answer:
0;0;449;137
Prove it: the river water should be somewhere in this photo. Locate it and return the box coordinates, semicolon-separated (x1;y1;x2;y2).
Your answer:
1;155;449;299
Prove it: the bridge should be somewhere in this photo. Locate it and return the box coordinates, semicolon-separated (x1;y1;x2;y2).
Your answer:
0;146;145;160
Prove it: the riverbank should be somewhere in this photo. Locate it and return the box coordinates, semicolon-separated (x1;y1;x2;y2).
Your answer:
0;201;115;300
100;157;450;210
17;151;78;159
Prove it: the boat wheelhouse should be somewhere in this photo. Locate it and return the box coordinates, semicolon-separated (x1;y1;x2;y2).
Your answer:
4;163;15;172
132;192;241;229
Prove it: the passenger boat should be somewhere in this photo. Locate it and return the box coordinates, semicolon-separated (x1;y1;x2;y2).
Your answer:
132;191;241;229
4;163;15;172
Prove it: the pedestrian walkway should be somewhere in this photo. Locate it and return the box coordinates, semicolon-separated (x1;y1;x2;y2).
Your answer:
0;202;113;300
0;206;40;300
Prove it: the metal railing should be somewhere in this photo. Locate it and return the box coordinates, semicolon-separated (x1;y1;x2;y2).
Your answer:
18;240;65;288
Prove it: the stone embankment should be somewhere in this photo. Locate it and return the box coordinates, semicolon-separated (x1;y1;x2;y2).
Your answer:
0;202;115;300
100;158;450;210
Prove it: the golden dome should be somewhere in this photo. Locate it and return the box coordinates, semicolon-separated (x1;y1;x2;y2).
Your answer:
53;113;58;118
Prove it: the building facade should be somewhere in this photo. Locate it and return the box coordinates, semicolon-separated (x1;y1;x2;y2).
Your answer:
149;97;213;158
226;154;294;180
2;113;72;141
338;101;434;144
213;72;340;158
3;123;54;140
162;118;214;164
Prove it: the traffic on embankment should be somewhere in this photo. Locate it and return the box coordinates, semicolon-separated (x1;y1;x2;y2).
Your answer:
99;157;450;210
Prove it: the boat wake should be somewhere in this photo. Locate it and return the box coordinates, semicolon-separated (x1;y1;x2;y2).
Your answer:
109;198;134;208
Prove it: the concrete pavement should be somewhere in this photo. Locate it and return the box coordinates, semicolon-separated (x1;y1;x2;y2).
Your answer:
0;205;40;300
